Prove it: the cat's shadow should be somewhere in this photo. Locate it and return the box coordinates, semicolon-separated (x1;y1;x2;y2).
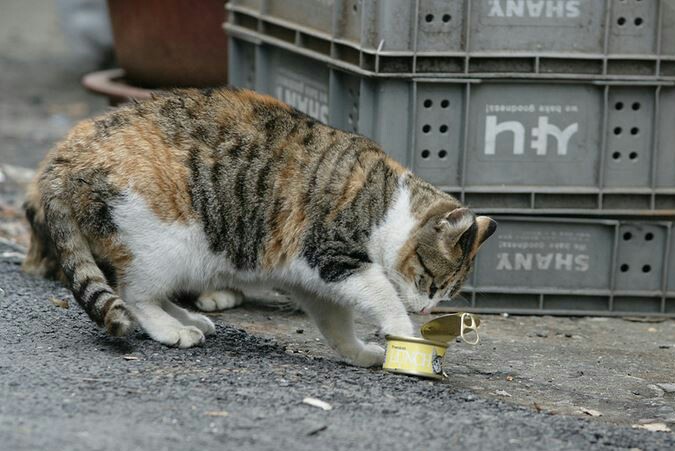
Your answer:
93;334;136;354
89;318;389;379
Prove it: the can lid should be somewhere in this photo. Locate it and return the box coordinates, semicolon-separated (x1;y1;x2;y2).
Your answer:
420;313;481;344
385;335;448;347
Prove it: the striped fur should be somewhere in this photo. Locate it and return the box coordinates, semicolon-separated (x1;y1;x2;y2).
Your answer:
23;88;496;366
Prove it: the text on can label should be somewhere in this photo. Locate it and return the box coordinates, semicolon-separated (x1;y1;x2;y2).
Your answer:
388;345;434;368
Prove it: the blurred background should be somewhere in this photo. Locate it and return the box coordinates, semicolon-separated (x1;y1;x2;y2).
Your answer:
1;0;111;170
0;0;109;244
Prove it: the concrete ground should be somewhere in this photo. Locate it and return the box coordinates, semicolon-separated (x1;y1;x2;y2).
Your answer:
1;1;675;450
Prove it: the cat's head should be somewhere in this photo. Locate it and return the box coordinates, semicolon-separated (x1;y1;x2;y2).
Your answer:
394;207;496;314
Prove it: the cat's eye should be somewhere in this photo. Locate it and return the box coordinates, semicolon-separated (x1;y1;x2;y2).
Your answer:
416;273;432;292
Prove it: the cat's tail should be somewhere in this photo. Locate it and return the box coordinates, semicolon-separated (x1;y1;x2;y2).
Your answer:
22;182;66;283
41;196;134;337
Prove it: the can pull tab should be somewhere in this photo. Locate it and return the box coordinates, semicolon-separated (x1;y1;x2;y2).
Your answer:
459;313;480;345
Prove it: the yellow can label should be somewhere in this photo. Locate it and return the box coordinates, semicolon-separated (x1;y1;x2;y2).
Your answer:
383;339;447;379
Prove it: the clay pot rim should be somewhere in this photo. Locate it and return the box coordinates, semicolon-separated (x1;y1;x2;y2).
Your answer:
82;68;154;104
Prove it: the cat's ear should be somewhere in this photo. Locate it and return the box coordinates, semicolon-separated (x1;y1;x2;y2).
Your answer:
475;216;497;249
433;207;475;248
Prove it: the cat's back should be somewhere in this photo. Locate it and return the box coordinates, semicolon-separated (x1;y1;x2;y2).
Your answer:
32;87;414;272
36;88;308;221
28;86;466;296
42;87;291;173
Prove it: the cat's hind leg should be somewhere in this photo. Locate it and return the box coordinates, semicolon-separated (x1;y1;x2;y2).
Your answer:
127;301;205;348
195;289;244;312
162;300;216;335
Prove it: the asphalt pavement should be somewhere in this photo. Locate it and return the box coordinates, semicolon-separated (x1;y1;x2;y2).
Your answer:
2;242;675;451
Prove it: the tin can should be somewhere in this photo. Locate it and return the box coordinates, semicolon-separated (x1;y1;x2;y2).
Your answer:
383;336;448;379
383;313;481;380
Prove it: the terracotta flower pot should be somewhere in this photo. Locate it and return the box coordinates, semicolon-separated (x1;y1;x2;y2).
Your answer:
106;0;228;88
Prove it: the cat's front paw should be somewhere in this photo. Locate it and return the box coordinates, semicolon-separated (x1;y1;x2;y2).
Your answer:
174;327;205;348
189;314;216;336
156;326;205;348
382;317;415;338
350;342;385;367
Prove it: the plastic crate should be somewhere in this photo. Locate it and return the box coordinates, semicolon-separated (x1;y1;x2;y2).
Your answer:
438;216;675;318
226;0;675;79
228;35;675;215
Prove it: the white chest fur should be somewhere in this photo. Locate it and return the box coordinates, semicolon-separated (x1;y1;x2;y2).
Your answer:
367;183;417;271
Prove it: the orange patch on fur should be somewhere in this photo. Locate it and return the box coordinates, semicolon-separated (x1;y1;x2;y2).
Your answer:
99;121;196;223
263;207;307;269
239;89;291;111
395;240;419;282
261;154;308;269
384;156;408;176
328;149;382;222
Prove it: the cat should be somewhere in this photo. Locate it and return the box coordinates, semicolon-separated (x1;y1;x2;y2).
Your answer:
22;87;496;367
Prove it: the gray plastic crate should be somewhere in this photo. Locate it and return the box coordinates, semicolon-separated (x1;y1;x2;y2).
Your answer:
437;216;675;317
226;0;675;79
229;36;675;215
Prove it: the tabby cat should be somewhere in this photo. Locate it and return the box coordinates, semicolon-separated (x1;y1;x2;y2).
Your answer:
23;88;496;367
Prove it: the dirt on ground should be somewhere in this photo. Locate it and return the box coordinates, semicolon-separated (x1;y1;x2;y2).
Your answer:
230;304;675;428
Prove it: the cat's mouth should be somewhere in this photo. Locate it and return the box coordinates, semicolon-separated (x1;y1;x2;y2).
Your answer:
419;306;433;315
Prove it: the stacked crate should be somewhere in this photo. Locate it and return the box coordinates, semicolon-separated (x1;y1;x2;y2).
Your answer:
225;0;675;317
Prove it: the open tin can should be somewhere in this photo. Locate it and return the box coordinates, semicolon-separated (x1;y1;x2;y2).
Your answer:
383;313;480;380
